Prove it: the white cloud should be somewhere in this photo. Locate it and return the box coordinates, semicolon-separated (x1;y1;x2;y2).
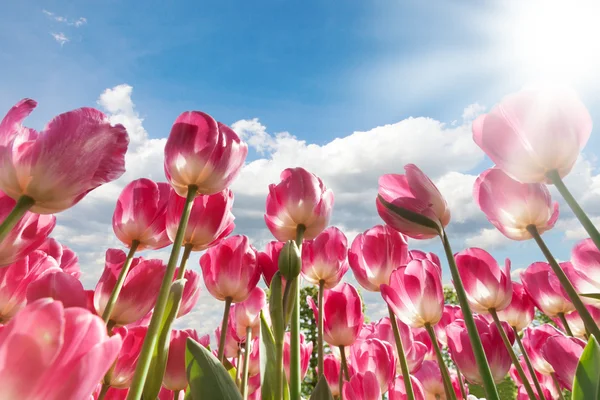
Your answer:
43;10;87;27
50;32;69;46
465;228;511;249
97;85;148;147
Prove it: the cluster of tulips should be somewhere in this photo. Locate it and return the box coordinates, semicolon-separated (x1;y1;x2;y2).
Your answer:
0;84;599;400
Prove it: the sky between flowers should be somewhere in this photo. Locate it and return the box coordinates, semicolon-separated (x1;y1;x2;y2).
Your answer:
2;1;600;333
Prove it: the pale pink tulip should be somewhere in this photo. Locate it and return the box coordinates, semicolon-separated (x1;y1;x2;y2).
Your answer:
435;305;463;347
521;262;575;317
307;282;364;347
408;249;442;269
283;332;313;382
381;259;444;328
414;360;462;400
37;238;80;278
26;271;87;308
522;324;564;376
112;179;172;250
343;371;382;400
199;235;260;303
301;226;349;288
496;282;535;332
542;335;586;391
376;164;451;239
322;355;342;396
455;248;512;313
348;224;409;291
163;329;209;391
174;267;201;318
0;99;129;213
472;86;592;183
94;249;166;326
571;237;600;297
257;241;285;287
555;305;600;338
166;188;234;251
108;326;146;389
264;167;334;241
232;287;266;340
164;111;247;196
0;298;122;400
350;338;396;393
388;375;426;400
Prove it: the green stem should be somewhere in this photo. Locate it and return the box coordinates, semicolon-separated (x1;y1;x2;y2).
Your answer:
489;309;536;400
513;326;547;400
339;361;344;400
218;297;233;362
387;305;415;400
174;390;181;400
339;346;350;381
317;279;325;379
551;373;565;400
548;170;600;252
454;366;468;400
176;243;193;280
557;312;574;337
241;327;252;400
276;334;284;400
126;185;197;400
425;323;457;400
98;383;109;400
440;229;500;400
236;348;242;388
0;195;34;243
527;225;600;340
102;241;140;325
289;225;305;400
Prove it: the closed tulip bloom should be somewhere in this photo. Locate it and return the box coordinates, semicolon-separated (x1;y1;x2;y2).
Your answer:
37;238;80;278
521;262;575;317
200;235;260;303
350;338;396;393
0;191;55;267
571;237;600;293
472;86;592;183
264;167;334;242
301;226;349;288
522;324;564;376
112;179;172;250
283;332;313;382
455;248;512;313
348;224;409;291
0;298;122;400
0;99;129;214
542;335;586;391
414;360;462;400
322;355;342;396
94;249;166;326
388;375;426;400
108;326;146;389
257;241;285;287
175;267;201;318
434;305;463;347
26;271;87;308
381;259;444;328
308;282;364;347
166;188;235;251
412;328;436;361
343;371;382;400
376;164;451;239
474;167;559;240
408;250;442;269
232;287;266;340
510;356;559;400
555;306;600;338
163;329;209;391
164;111;247;197
496;282;535;332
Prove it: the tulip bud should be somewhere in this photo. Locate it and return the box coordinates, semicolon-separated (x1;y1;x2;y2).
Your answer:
278;240;301;280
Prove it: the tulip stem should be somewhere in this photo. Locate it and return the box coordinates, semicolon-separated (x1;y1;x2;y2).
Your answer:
513;326;547;400
289;225;305;400
174;390;181;400
102;241;140;326
317;279;325;379
241;327;252;400
0;195;34;244
236;348;242;387
527;224;600;340
454;366;468;400
126;185;197;400
339;346;350;381
551;373;565;400
440;230;500;400
425;323;457;400
387;305;415;400
489;309;537;400
548;170;600;252
557;312;574;337
338;362;344;400
218;297;233;362
176;243;193;280
97;383;109;400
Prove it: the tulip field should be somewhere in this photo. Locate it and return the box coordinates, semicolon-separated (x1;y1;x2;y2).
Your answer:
1;85;600;400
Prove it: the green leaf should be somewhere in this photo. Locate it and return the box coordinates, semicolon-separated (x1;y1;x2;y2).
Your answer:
572;336;600;400
309;376;334;400
186;337;242;400
580;293;600;300
260;312;289;400
377;194;442;235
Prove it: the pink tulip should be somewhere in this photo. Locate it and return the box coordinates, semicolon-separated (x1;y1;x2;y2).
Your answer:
343;371;382;400
542;335;586;391
571;237;600;294
37;238;80;278
94;249;166;326
412;328;436;361
108;326;146;389
283;332;313;382
510;356;559;400
376;164;451;239
455;248;512;313
348;224;409;291
555;306;600;338
446;316;514;384
322;355;342;396
26;271;87;308
388;375;426;400
103;388;128;400
473;167;559;240
166;188;235;251
381;259;444;328
0;99;129;213
264;167;334;242
435;305;463;347
174;267;201;318
301;226;349;288
164;111;247;196
257;241;285;287
521;262;575;317
0;191;55;266
408;249;442;268
112;179;172;250
414;360;462;400
247;374;261;398
522;324;564;376
496;282;535;332
163;329;209;391
214;321;241;360
246;336;260;377
350;338;396;393
0;298;122;399
472;86;592;183
232;287;266;340
307;282;364;347
200;235;260;303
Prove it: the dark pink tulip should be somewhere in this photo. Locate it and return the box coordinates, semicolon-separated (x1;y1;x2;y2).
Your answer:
166;188;235;251
497;282;535;332
301;226;349;288
521;262;575;317
94;249;166;326
103;388;128;400
283;332;313;382
163;329;209;391
376;164;451;239
348;224;409;291
174;267;201;318
473;167;559;240
164;111;247;196
381;259;444;328
350;338;396;393
434;305;463;347
555;306;600;338
455;248;512;313
200;235;260;303
246;374;261;398
108;326;146;389
264;167;334;241
307;282;364;346
0;191;55;266
0;299;122;399
472;86;592;183
26;271;87;308
0;99;129;213
343;371;382;400
522;324;564;376
388;375;426;400
571;237;600;294
112;179;172;250
542;335;586;391
408;249;442;269
414;360;462;400
322;355;342;397
232;287;266;340
257;241;285;287
37;238;80;278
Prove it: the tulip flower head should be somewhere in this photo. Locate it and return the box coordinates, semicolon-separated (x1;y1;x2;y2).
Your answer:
555;306;600;338
522;324;565;376
175;267;201;318
350;338;396;393
232;287;266;340
571;237;600;295
26;270;87;309
108;326;147;389
388;375;426;400
322;355;342;396
541;335;586;391
37;238;80;278
343;371;382;400
283;332;313;382
414;360;462;400
163;329;209;391
301;226;349;288
434;305;463;347
257;241;285;287
496;282;535;332
521;262;575;317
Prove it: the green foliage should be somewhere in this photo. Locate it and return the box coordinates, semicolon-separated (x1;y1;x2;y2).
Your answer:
444;285;458;305
468;376;517;400
572;336;600;400
309;376;334;400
